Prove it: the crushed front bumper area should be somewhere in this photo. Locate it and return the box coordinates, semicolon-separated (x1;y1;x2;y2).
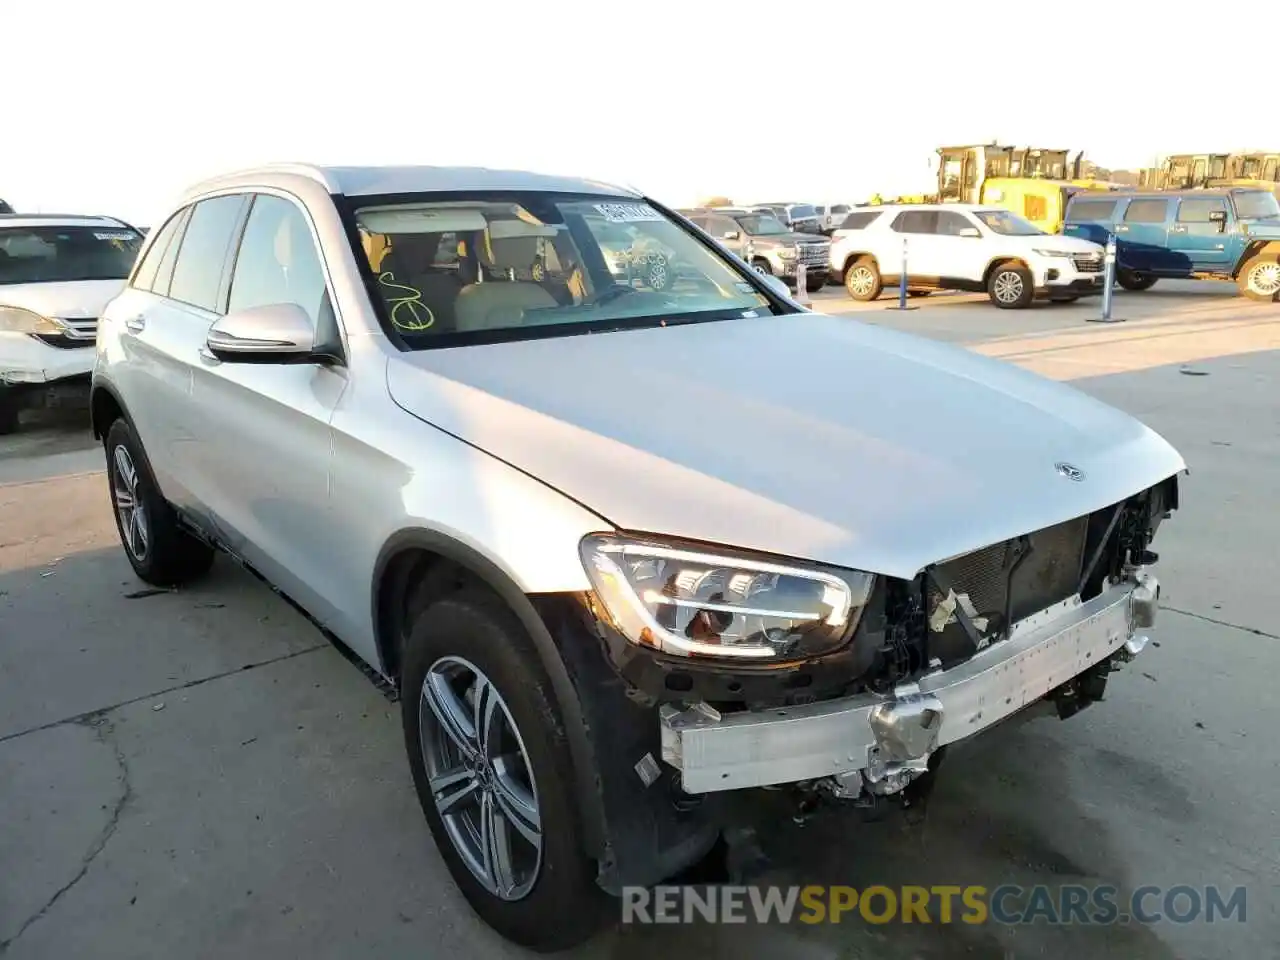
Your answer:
660;575;1157;796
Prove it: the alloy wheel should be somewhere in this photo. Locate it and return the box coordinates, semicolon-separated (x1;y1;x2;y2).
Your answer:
111;444;149;562
994;270;1024;304
1248;261;1280;298
420;656;542;901
849;266;875;297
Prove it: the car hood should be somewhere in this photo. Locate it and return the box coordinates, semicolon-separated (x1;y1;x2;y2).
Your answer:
387;313;1185;579
1008;233;1102;254
0;279;127;318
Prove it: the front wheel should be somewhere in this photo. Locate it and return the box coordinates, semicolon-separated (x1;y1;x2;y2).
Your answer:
751;257;773;277
0;391;19;436
104;418;214;585
805;274;826;293
844;257;883;301
906;290;931;298
1049;295;1080;304
1238;255;1280;302
987;263;1034;309
402;590;606;951
1116;269;1157;292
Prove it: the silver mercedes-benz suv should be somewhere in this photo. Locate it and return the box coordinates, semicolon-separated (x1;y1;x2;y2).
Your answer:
91;164;1183;951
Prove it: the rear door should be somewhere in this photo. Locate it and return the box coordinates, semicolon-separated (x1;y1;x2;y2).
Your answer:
185;191;349;626
887;210;938;283
1115;198;1172;273
1168;196;1232;271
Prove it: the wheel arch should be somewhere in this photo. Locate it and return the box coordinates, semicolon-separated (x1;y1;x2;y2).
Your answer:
840;251;877;279
90;379;128;441
371;526;608;858
983;256;1031;286
1235;239;1280;278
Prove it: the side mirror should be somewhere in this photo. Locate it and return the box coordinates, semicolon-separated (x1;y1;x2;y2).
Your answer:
722;230;741;240
1208;210;1228;231
958;227;982;238
760;274;790;299
206;302;317;364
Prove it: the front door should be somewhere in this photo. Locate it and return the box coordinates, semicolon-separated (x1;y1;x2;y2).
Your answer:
887;209;938;285
184;192;349;628
1168;196;1233;271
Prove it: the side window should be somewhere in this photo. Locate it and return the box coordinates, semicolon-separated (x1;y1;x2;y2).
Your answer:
839;211;881;230
1067;199;1117;222
935;212;974;236
1177;197;1228;222
831;204;851;215
130;207;188;292
168;195;248;312
891;211;936;234
228;194;328;327
707;216;738;237
152;207;192;297
1123;199;1170;224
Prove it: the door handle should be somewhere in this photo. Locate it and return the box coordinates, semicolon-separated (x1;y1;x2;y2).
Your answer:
1170;225;1188;233
1114;225;1130;233
124;315;146;332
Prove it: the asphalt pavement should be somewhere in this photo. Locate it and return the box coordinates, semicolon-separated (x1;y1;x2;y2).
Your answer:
2;281;1276;959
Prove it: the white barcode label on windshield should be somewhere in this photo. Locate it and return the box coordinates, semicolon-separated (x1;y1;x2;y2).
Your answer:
595;203;662;223
94;232;137;241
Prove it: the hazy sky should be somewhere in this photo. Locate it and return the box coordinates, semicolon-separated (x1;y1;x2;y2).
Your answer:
3;1;1252;224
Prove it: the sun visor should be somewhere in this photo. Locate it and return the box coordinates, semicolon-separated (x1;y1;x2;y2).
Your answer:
487;219;560;240
358;207;488;235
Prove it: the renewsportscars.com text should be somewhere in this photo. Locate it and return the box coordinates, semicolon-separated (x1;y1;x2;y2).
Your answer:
622;884;1247;926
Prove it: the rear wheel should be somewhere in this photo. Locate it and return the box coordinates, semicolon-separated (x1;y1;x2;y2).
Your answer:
104;418;214;586
987;262;1034;309
1117;269;1157;291
1049;295;1080;304
844;257;883;301
402;590;606;951
1238;255;1280;302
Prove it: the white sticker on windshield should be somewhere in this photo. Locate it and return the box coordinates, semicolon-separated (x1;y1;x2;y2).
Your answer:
594;202;663;223
94;232;137;241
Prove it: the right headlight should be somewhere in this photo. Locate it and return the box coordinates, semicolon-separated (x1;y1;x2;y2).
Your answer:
778;247;798;260
0;306;62;335
580;534;875;661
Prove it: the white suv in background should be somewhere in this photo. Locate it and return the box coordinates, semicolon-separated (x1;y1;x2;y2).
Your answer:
0;214;143;432
829;204;1106;308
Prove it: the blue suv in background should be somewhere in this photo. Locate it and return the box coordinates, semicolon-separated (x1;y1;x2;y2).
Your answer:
1063;188;1280;301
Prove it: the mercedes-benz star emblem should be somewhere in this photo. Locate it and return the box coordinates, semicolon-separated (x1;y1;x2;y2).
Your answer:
1055;462;1086;482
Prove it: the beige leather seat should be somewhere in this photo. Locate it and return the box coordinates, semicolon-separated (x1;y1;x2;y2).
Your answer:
453;235;557;332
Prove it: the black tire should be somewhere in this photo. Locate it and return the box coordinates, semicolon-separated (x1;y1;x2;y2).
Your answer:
805;274;826;293
1049;295;1080;304
906;290;931;298
1116;269;1157;292
0;392;19;436
751;257;773;276
987;262;1035;309
104;418;214;586
1237;255;1280;302
844;257;883;301
401;590;607;952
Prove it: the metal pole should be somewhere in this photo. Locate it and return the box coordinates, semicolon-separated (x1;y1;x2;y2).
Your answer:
885;236;918;310
1089;232;1125;323
899;237;909;310
795;256;810;305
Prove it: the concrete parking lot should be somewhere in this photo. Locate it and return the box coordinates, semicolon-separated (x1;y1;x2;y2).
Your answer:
2;282;1277;959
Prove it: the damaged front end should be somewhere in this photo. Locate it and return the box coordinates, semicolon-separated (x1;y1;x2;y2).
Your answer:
657;475;1176;807
539;475;1177;890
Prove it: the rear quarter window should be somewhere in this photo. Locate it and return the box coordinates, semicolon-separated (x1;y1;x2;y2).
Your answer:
1066;199;1118;222
839;211;882;230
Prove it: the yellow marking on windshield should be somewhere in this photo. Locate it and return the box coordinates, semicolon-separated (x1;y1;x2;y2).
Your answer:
379;272;435;331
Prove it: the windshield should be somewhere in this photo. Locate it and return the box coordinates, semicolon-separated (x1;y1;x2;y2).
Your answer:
1233;190;1280;220
352;192;776;346
789;205;817;220
973;210;1045;236
0;225;142;285
736;215;790;236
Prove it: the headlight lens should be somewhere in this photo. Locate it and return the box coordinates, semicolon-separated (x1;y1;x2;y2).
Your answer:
1032;248;1075;258
778;248;798;260
580;534;874;660
0;306;62;335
